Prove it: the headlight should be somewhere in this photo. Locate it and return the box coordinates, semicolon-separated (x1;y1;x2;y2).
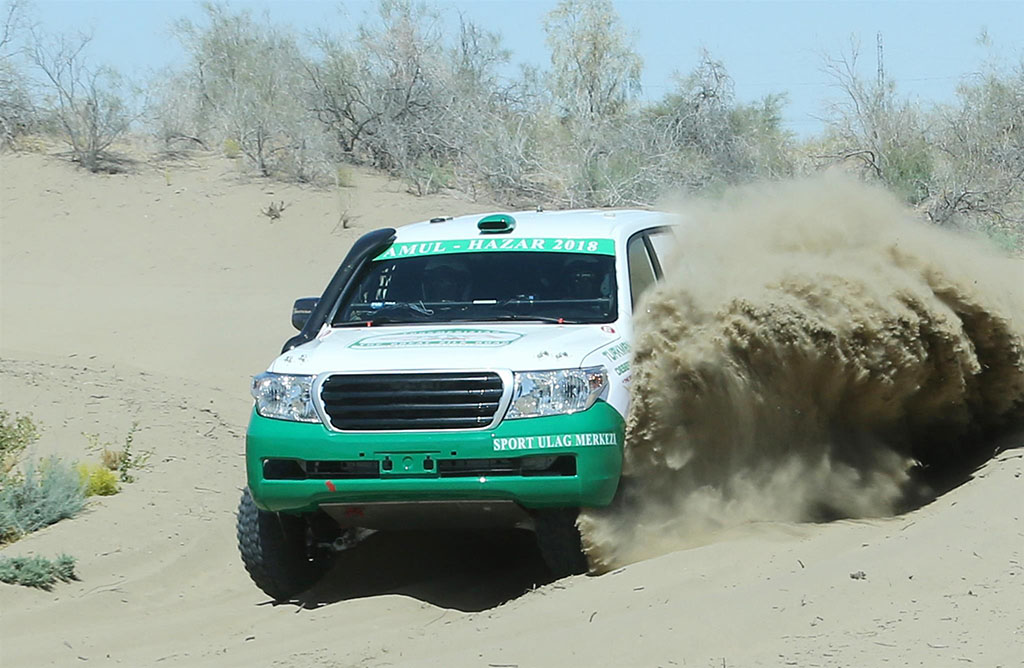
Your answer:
251;372;319;423
506;366;608;419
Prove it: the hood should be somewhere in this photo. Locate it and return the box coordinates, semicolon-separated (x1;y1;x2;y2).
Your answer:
268;323;622;375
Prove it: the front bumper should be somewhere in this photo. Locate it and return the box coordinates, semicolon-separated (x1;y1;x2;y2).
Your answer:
245;401;624;514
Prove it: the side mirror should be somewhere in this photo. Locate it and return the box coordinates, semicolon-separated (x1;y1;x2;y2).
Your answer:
291;297;319;331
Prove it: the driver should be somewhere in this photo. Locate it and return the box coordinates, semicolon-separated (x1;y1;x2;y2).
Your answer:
422;257;469;302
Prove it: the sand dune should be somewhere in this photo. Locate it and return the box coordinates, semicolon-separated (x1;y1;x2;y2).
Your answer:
1;151;1022;667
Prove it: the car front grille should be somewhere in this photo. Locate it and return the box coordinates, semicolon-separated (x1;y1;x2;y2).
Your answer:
319;372;505;431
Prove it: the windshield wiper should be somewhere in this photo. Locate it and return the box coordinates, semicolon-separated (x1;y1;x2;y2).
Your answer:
334;301;435;327
487;313;582;324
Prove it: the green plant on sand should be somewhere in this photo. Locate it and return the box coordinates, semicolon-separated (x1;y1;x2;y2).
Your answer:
0;554;77;590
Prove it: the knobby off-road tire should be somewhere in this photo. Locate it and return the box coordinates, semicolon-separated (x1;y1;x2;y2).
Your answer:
533;508;589;578
236;487;331;602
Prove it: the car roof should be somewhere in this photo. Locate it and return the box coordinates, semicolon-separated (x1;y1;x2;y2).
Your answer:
392;209;678;244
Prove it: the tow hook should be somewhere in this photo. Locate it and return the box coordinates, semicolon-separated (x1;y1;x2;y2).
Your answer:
321;528;375;553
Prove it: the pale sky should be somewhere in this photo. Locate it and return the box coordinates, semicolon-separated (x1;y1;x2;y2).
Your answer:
20;0;1024;137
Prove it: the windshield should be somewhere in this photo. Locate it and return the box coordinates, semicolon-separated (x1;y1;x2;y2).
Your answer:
333;251;617;325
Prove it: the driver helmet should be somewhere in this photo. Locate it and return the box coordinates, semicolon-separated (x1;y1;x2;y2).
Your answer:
422;257;469;302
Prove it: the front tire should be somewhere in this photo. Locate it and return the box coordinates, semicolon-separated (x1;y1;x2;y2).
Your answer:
534;508;589;578
236;487;332;601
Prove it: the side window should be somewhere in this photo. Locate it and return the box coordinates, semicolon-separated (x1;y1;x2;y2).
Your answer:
627;235;656;309
646;228;676;275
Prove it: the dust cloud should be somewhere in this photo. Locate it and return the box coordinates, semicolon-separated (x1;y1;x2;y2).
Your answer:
580;175;1024;572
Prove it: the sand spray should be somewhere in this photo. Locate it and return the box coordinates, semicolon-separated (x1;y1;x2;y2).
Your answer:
580;175;1024;571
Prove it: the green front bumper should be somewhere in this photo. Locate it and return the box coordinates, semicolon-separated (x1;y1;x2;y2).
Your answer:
245;401;624;513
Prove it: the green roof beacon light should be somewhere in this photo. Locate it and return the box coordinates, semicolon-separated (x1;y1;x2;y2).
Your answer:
477;214;516;234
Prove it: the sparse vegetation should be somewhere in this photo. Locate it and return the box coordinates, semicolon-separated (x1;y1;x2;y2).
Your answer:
0;455;86;543
0;411;135;546
0;409;39;473
1;411;89;543
86;422;147;484
0;553;77;589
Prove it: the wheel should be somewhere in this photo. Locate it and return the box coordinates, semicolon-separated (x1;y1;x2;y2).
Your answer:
533;508;589;578
236;487;332;601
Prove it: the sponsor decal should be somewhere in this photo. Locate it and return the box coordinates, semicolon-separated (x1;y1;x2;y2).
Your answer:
601;341;631;362
601;325;616;334
349;328;523;349
614;360;630;376
492;432;618;452
375;237;615;259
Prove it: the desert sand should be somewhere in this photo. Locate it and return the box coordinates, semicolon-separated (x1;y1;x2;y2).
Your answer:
1;149;1022;667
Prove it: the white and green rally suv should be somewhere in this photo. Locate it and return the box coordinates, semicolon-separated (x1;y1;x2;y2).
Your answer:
237;209;678;600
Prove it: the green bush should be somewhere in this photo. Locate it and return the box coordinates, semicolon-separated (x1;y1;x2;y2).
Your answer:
0;554;77;590
0;456;86;543
76;462;119;496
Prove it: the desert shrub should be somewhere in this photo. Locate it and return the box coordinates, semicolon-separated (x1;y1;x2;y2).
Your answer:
0;456;85;542
0;0;38;147
525;49;792;208
0;553;77;589
222;137;241;159
313;0;453;187
85;422;147;483
924;61;1024;249
820;40;933;204
544;0;641;120
0;410;39;473
76;462;118;496
146;68;208;152
0;48;36;146
168;3;329;182
27;29;135;172
310;2;516;195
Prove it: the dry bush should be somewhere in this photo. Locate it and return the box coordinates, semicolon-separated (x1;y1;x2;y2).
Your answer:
0;0;36;147
819;40;933;204
310;1;508;194
529;50;793;208
817;38;1023;251
85;423;147;484
0;409;38;475
924;62;1024;250
166;3;332;183
28;30;135;172
543;0;642;120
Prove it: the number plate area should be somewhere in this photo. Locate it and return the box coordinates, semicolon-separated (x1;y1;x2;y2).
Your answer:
379;452;438;478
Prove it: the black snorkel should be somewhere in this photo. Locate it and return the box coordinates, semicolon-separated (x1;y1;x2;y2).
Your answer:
281;227;397;353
